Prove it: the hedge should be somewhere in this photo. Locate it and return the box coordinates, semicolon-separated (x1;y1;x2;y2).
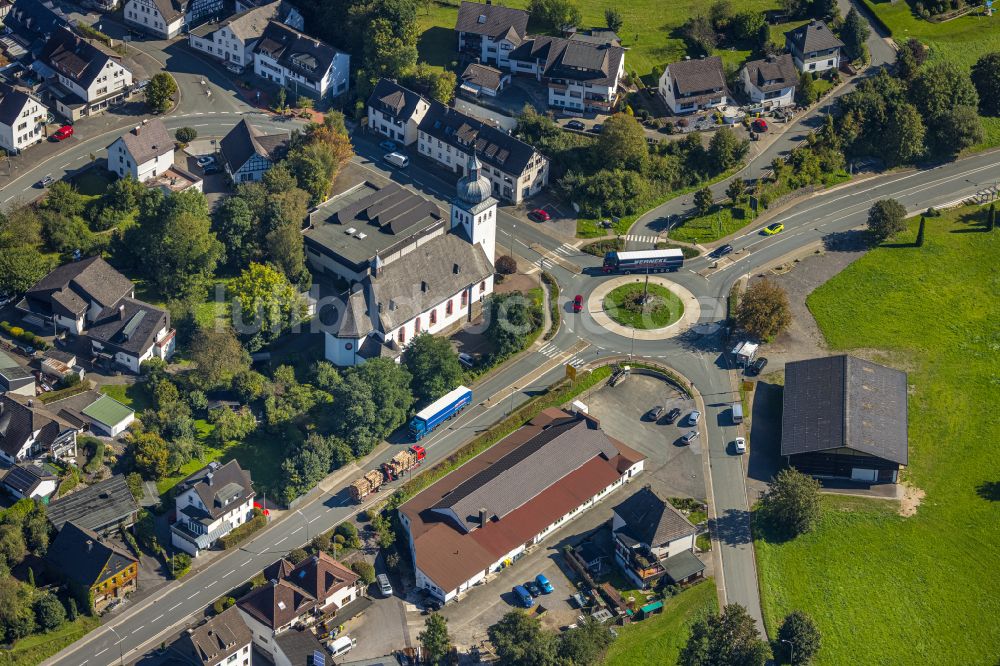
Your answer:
541;271;560;341
581;238;625;257
39;383;91;404
0;320;50;350
218;508;266;549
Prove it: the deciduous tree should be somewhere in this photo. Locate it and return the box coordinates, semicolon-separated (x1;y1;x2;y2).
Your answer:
778;610;822;665
146;73;177;114
735;279;791;341
403;333;464;405
971;52;1000;116
488;611;558;666
910;61;979;119
866;198;907;242
597;113;648;172
762;468;821;536
708;126;749;172
679;603;770;666
726;177;746;204
604;8;623;32
231;262;304;349
694;186;714;216
189;325;251;389
419;613;452;665
132;431;170;480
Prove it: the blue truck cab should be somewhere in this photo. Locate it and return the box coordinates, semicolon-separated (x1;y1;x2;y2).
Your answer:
408;386;473;441
512;585;534;608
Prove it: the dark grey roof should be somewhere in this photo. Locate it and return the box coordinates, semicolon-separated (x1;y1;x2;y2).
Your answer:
612;486;696;548
2;462;56;495
220;119;288;174
46;521;137;587
781;355;908;465
254;21;343;85
455;1;528;41
460;63;504;91
0;83;37;126
418;101;537;176
87;298;169;357
0;393;78;457
367;78;428;124
785;20;844;55
4;0;67;43
568;29;620;46
334;288;373;339
112;120;173;165
509;35;624;88
223;0;293;41
661;549;705;583
274;628;326;666
743;53;798;93
0;349;33;386
41;27;123;88
430;416;619;532
368;232;493;333
151;0;187;22
25;256;134;317
176;607;252;666
176;460;254;520
668;56;727;97
47;474;139;532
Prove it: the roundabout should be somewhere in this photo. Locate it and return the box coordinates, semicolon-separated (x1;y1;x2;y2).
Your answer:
587;275;701;340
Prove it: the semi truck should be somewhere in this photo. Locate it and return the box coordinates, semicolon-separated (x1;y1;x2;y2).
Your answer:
408;385;473;441
348;445;426;502
602;249;684;274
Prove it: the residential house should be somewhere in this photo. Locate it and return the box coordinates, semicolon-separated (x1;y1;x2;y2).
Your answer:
0;349;34;397
252;21;349;99
46;390;135;437
508;35;625;113
39;349;85;386
459;62;509;97
417;100;548;203
272;629;328;666
0;83;48;154
47;474;140;535
454;1;529;69
40;27;133;120
785;20;843;73
365;77;431;146
611;486;703;589
782;355;908;484
173;606;253;666
45;521;138;612
123;0;187;38
18;257;176;372
106;119;175;183
219;118;289;183
740;53;799;109
309;162;496;366
171;460;255;556
237;553;359;659
658;56;728;115
0;393;80;465
188;0;304;73
3;0;68;55
399;408;645;602
1;461;59;500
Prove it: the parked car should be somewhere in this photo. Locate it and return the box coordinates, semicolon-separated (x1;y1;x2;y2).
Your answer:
688;410;701;425
204;163;222;174
384;151;409;168
664;407;681;424
749;357;768;375
752;118;768;132
528;208;551;222
379;139;399;152
525;580;541;597
733;437;747;454
377;573;393;597
196;155;215;167
36;175;54;188
50;125;74;141
681;430;700;445
565;120;585;131
590;123;603;133
512;585;534;607
712;244;734;258
762;222;784;235
647;405;664;421
573;294;583;312
535;574;553;594
458;352;475;369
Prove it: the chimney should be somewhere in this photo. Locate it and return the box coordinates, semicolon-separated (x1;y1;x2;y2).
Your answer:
420;280;428;292
453;263;460;274
119;304;126;320
206;471;214;485
479;508;487;527
85;539;93;552
134;124;141;135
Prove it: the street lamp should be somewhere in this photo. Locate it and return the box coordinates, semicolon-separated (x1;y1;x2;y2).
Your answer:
780;639;794;664
295;509;310;542
108;625;125;666
510;223;516;257
507;386;518;416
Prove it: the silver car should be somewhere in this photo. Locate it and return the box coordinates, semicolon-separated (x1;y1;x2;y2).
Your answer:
681;430;700;445
688;410;701;425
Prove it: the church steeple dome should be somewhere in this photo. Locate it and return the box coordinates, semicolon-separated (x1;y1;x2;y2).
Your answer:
456;152;492;205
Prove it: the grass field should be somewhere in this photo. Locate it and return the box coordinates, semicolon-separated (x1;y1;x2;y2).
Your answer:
603;580;717;666
10;615;101;666
603;283;684;329
862;0;1000;148
417;0;794;83
754;206;1000;664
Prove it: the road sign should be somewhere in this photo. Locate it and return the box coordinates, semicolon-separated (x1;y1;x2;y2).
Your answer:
565;363;577;381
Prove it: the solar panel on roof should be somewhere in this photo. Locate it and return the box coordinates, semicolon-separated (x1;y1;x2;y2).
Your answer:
497;149;509;163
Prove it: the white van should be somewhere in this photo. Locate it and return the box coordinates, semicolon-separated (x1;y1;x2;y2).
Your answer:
328;635;357;658
384;152;409;168
731;402;744;424
377;573;393;597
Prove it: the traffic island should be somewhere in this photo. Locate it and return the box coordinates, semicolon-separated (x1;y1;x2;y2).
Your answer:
588;276;701;341
602;282;684;330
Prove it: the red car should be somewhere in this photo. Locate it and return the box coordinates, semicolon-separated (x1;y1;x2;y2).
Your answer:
572;295;583;312
751;118;768;133
51;125;74;141
528;208;551;222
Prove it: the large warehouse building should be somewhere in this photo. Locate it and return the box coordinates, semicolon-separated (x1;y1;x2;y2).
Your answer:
399;408;645;602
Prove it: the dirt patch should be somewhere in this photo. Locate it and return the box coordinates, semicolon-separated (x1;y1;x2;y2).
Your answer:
494;271;540;295
898;483;925;517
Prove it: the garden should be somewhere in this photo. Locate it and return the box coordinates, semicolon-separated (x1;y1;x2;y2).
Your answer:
602;283;684;330
754;205;1000;663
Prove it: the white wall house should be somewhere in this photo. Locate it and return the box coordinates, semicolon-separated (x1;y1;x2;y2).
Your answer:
175;607;252;666
366;77;431;146
611;486;699;589
106;119;174;182
740;53;798;109
220;118;289;183
454;1;528;69
41;28;133;120
252;21;349;99
0;85;48;154
785;20;843;73
0;394;79;466
659;56;728;115
188;0;304;73
170;460;255;557
87;299;175;374
123;0;186;38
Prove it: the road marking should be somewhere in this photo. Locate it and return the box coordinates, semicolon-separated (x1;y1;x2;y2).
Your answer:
275;536;287;545
291;526;302;534
308;515;321;523
205;580;217;588
625;234;658;244
95;649;108;657
187;592;198;599
242;558;252;566
224;569;236;577
169;602;181;611
152;615;163;622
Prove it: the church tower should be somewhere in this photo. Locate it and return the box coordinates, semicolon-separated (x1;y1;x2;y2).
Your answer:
451;152;498;264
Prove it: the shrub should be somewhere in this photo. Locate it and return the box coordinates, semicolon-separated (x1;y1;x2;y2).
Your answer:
351;560;376;584
336;522;360;548
495;255;517;275
172;552;192;578
9;326;23;338
288;548;309;564
218;508;266;549
175;127;197;143
212;596;235;614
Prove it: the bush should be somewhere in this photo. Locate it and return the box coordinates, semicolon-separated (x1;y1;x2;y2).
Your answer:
288;547;309;564
218;509;266;549
172;552;192;578
581;238;625;257
351;560;376;585
175;127;197;143
495;255;517;275
336;522;361;549
212;596;235;614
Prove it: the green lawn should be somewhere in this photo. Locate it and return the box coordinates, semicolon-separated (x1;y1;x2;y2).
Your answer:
417;1;792;83
669;203;757;244
754;206;1000;664
603;283;684;329
100;382;154;412
862;0;1000;149
603;580;717;666
9;615;101;666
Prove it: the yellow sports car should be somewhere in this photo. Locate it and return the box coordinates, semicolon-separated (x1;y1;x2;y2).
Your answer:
763;223;784;235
